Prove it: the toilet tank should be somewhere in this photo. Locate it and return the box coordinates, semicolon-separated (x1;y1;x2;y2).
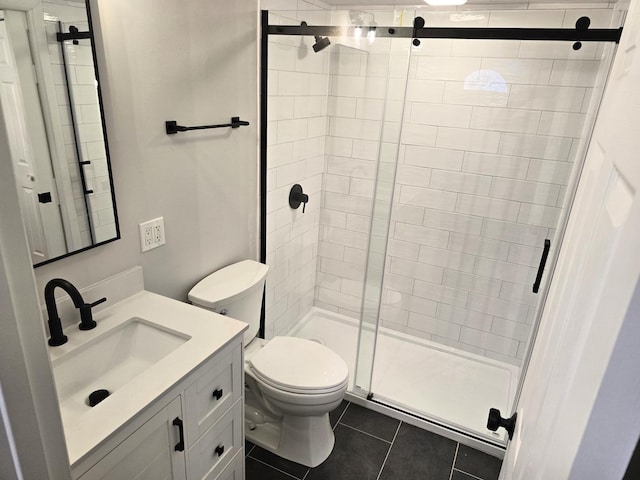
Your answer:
188;260;269;345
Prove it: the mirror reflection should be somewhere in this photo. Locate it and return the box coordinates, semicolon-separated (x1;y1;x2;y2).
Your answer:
1;0;118;267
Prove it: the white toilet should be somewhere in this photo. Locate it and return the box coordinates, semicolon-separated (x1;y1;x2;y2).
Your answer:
188;260;349;467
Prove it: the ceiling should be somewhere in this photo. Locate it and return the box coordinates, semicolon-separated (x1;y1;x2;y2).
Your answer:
323;0;613;5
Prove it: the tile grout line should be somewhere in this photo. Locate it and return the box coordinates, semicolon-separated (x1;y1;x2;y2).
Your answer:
452;468;485;480
246;455;302;480
449;443;460;480
375;420;403;480
301;467;311;480
338;422;394;444
246;443;256;457
333;402;350;431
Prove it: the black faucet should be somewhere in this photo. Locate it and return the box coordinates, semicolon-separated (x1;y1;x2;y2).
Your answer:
44;278;107;346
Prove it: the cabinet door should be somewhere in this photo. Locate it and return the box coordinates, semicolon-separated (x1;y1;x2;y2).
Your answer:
79;396;186;480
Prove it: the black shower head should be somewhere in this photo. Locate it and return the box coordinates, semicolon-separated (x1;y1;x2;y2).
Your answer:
300;21;331;53
313;35;331;53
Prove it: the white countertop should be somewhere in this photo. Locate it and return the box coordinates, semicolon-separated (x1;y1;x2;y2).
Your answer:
47;290;247;468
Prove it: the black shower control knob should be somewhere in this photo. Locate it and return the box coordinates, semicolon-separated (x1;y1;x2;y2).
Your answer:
487;408;517;440
289;184;309;213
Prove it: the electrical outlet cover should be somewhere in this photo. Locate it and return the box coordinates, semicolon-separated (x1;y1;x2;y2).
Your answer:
139;217;165;252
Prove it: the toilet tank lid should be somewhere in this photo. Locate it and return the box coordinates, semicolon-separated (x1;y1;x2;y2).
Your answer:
188;260;269;308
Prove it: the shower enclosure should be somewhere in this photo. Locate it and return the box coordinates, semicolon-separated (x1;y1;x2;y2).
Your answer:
261;4;623;449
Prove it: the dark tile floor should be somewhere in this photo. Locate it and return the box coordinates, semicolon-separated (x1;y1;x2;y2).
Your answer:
245;401;502;480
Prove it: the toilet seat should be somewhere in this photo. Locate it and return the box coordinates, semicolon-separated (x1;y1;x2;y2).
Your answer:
249;336;348;395
250;368;348;395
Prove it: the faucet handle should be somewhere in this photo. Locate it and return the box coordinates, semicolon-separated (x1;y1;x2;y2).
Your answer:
89;297;107;308
79;297;107;331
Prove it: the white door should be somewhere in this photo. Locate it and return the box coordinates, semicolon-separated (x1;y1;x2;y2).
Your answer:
0;17;64;263
500;3;640;479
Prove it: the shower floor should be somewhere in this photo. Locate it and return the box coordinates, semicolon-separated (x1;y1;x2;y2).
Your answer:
288;307;519;442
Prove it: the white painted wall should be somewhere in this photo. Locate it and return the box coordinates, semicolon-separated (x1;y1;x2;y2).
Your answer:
33;0;260;304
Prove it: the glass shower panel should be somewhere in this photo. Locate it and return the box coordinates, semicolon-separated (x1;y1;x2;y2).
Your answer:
352;36;413;398
363;10;619;441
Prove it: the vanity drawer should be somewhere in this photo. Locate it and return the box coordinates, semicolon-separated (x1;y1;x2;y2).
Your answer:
185;342;243;447
186;400;243;480
215;451;244;480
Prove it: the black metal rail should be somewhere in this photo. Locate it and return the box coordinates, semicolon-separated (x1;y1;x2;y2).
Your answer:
268;23;622;44
165;117;250;135
56;25;91;43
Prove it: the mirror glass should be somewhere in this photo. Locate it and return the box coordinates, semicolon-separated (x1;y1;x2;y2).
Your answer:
0;0;119;267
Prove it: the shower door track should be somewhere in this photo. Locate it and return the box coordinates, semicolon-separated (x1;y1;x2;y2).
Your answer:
362;393;507;450
267;24;622;44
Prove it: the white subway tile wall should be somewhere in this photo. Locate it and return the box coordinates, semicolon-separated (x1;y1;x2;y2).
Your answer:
265;1;332;338
264;2;615;365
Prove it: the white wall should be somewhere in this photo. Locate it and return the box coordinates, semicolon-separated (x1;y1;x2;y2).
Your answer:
34;0;260;303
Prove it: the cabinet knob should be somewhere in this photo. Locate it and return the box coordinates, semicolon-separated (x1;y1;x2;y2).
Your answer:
212;388;223;400
214;444;225;457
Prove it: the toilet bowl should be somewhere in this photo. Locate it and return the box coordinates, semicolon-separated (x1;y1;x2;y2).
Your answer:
188;260;349;467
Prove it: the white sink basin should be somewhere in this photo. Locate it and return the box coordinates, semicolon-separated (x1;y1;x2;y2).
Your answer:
52;317;190;421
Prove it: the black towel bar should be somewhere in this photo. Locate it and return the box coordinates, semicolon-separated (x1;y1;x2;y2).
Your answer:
165;117;249;135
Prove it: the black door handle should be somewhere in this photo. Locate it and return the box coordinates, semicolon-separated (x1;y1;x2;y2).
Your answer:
212;388;223;400
533;239;551;293
172;417;185;452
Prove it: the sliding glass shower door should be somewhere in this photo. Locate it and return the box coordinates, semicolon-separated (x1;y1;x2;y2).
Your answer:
353;10;620;443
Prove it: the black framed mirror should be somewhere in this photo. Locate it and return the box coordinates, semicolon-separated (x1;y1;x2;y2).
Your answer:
0;0;119;267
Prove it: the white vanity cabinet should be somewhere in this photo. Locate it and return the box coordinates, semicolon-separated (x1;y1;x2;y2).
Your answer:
73;338;245;480
78;395;186;480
